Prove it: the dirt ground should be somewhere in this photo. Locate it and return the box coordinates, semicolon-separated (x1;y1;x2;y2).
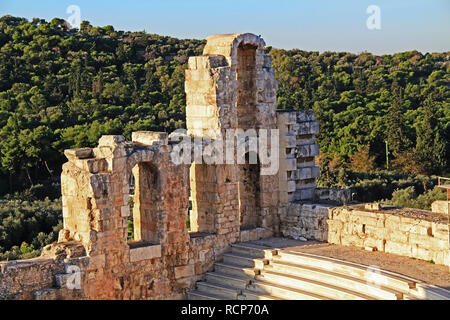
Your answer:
250;238;450;289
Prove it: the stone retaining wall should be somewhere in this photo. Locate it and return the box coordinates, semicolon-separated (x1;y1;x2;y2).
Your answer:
0;258;64;300
0;33;282;300
280;203;332;241
281;202;450;267
327;206;450;266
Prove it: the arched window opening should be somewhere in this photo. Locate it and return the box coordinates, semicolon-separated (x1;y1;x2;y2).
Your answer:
236;42;257;130
128;162;161;245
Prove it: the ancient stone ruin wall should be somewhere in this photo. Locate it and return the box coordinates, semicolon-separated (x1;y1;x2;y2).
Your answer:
276;110;352;242
59;132;195;299
280;203;332;241
327;205;450;266
0;132;221;300
0;257;65;300
277;110;320;205
280;203;450;267
2;32;448;300
185;33;279;239
0;33;292;300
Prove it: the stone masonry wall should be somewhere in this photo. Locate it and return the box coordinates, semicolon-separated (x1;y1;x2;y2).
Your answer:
280;203;333;241
277;110;320;206
0;258;64;300
4;31;446;300
327;205;450;266
0;133;220;300
0;33;286;300
185;33;280;238
280;200;449;268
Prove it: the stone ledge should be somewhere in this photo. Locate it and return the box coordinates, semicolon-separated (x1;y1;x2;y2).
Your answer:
0;258;56;273
188;55;228;70
132;131;168;146
64;148;93;161
129;244;162;262
431;200;450;214
239;227;269;242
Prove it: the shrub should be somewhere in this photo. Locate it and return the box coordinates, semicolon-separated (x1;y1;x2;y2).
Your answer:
383;186;447;210
0;198;62;261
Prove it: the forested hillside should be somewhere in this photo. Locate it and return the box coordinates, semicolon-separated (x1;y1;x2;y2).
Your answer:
270;48;449;174
0;15;448;260
0;15;449;194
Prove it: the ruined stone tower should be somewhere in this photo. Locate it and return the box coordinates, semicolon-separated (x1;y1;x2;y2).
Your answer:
0;33;323;300
185;33;281;239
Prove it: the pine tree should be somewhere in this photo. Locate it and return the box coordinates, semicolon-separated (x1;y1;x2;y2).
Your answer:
415;94;447;174
385;81;409;156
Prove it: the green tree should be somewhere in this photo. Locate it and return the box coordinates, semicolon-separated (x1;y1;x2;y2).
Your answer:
385;81;410;155
415;95;447;174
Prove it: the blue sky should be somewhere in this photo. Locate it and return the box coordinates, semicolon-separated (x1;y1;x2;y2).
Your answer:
1;0;449;54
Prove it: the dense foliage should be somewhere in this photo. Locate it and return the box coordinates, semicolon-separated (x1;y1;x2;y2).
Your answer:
0;197;62;260
0;16;448;195
383;186;447;211
317;153;447;209
0;15;204;193
0;16;448;260
270;48;449;175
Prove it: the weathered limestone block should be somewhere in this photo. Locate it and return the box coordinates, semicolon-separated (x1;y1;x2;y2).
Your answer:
129;245;162;262
132;131;168;146
281;203;333;241
326;205;450;267
294;144;319;158
64;148;94;160
431;200;450;214
385;241;412;256
286;158;297;171
294;122;319;135
285;134;296;148
384;215;401;231
400;224;430;236
293;188;315;201
433;250;449;265
174;264;195;279
313;188;351;204
387;231;408;244
327;219;344;231
0;258;65;300
188;55;228;70
287;180;296;192
365;203;382;211
98;135;125;147
40;242;86;260
297;110;315;122
291;166;320;180
431;222;449;240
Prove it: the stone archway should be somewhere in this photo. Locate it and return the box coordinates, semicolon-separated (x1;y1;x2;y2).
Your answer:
129;162;161;244
236;42;257;130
